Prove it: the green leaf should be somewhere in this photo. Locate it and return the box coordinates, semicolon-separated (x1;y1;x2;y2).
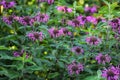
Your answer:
48;72;59;79
0;46;10;50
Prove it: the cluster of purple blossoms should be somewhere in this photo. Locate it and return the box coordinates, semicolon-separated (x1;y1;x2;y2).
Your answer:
59;28;71;36
102;66;120;80
34;13;49;23
86;36;101;45
57;6;72;13
2;15;14;25
67;61;83;75
13;49;29;58
95;53;111;64
109;18;120;40
116;65;120;74
86;16;98;25
38;0;54;4
27;31;44;41
0;0;16;9
67;15;104;27
48;27;71;38
109;18;120;33
84;5;98;14
71;46;84;55
16;16;35;26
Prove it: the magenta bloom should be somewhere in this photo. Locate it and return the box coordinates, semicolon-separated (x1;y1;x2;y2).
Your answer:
59;28;71;36
17;16;35;26
109;18;120;34
57;6;72;13
67;19;81;27
71;46;84;55
34;13;49;23
84;5;97;14
86;16;98;24
0;0;16;9
95;53;111;64
67;61;83;75
86;36;101;45
2;16;14;25
48;28;62;38
13;50;29;58
27;31;44;41
47;0;54;4
102;66;119;80
76;15;86;26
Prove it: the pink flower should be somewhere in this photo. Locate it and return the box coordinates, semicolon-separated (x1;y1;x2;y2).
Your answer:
34;13;49;23
0;0;16;9
102;66;119;80
27;31;44;41
95;53;111;64
67;61;83;75
59;28;71;36
86;16;98;24
71;46;84;55
86;36;101;45
48;28;62;38
57;6;72;13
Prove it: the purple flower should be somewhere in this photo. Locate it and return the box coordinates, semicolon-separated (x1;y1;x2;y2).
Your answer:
90;6;97;13
47;0;54;4
67;61;83;75
116;65;120;75
102;66;119;80
13;50;29;58
86;16;98;24
13;51;20;57
109;18;120;34
86;36;101;45
17;16;35;26
57;6;72;13
67;19;81;27
76;15;86;26
71;46;84;55
34;13;49;23
0;0;16;9
59;28;71;36
84;5;98;14
48;28;62;38
95;53;111;64
2;15;14;25
27;31;44;41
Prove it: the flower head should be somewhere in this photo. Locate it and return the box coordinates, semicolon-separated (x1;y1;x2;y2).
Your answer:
27;31;44;41
84;5;98;14
59;28;71;36
67;19;81;27
48;28;62;38
57;6;72;13
47;0;54;4
67;61;83;75
2;15;14;25
0;0;16;9
17;16;35;26
109;18;120;34
86;16;98;24
13;50;29;58
71;46;84;55
102;66;119;80
34;13;49;23
86;36;101;45
95;53;111;64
